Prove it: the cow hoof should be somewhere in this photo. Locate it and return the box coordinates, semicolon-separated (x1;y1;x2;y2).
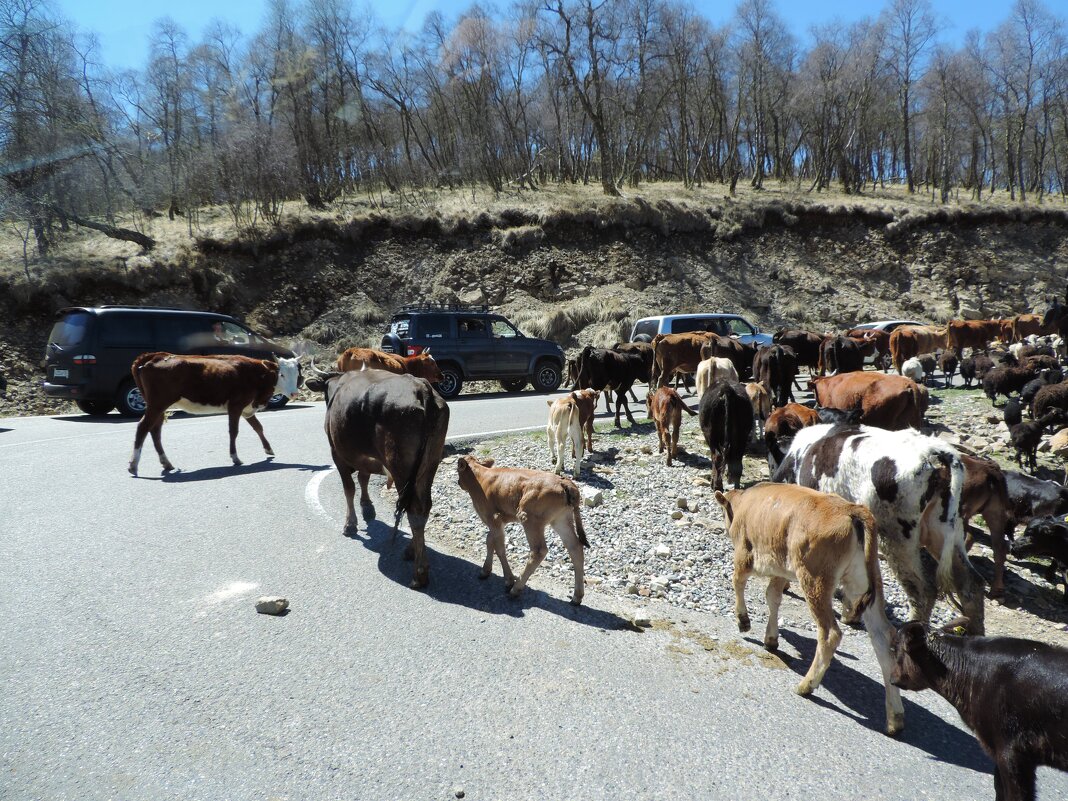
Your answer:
508;588;523;600
403;544;414;561
764;637;778;652
795;681;814;697
232;458;243;467
128;464;137;476
161;463;175;473
264;448;275;457
886;714;905;737
989;586;1005;600
409;574;429;590
478;569;491;580
569;595;583;607
737;616;751;633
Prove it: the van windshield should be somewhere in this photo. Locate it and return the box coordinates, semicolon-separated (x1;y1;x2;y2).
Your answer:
48;312;91;350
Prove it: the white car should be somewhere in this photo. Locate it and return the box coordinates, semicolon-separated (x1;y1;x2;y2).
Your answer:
849;320;927;333
630;313;772;347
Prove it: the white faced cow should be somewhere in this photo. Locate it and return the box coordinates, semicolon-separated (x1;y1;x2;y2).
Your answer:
128;352;301;475
773;423;986;634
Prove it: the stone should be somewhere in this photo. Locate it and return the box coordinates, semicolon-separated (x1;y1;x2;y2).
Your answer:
691;477;711;487
631;609;652;628
583;489;604;507
654;543;671;558
676;497;689;509
670;510;684;520
625;583;639;595
640;445;653;454
454;787;466;799
255;596;289;615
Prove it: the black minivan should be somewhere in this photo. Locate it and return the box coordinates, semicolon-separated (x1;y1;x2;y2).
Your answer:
43;306;296;417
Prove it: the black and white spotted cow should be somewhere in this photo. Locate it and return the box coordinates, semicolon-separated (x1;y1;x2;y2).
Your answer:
772;423;986;634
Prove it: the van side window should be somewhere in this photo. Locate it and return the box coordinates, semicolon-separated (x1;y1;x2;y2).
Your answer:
100;315;153;347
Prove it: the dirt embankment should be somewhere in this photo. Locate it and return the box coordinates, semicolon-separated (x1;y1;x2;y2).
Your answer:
3;199;1067;417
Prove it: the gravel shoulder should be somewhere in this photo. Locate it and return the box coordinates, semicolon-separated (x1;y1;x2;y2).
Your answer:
423;387;1068;649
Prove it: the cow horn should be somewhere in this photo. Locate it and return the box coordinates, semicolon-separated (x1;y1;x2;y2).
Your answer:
309;357;332;379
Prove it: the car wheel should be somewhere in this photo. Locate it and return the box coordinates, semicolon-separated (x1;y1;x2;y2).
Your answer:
532;360;562;393
116;379;147;418
500;379;527;393
76;400;114;416
266;393;289;410
436;366;463;399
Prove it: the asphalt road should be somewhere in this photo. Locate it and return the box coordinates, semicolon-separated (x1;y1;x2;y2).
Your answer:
2;388;1065;800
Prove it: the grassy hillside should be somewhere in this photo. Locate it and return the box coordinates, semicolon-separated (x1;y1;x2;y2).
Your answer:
2;181;1068;416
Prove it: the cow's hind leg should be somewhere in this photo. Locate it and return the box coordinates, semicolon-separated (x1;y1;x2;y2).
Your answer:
796;571;842;696
337;459;358;530
619;391;637;426
733;549;753;633
510;521;549;599
552;513;585;606
243;412;274;457
481;521;512;586
764;576;788;651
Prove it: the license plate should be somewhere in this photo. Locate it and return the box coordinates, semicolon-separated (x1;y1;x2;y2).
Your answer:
53;368;68;378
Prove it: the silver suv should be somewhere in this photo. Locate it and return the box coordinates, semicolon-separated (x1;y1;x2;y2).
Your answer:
630;313;772;347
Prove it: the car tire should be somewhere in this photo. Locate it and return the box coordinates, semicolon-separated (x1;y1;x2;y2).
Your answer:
76;400;114;416
116;379;147;418
436;366;463;399
500;379;527;393
532;360;562;393
266;394;289;410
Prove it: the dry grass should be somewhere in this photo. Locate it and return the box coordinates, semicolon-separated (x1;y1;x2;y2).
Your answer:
5;180;1066;282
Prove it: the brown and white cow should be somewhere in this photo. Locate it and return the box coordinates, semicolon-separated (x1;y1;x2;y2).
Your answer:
305;366;449;589
457;456;589;605
128;352;302;475
695;356;739;397
716;482;905;735
773;423;986;634
336;347;443;384
545;389;599;476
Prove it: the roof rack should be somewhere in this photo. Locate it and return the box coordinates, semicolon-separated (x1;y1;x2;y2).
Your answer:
397;302;491;313
97;304;204;312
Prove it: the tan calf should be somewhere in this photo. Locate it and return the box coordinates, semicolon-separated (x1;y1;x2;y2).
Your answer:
744;382;771;435
695;356;739;397
457;456;589;605
546;394;585;476
715;482;905;736
647;386;696;466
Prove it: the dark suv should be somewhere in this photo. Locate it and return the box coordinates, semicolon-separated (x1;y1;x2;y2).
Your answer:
43;306;296;417
379;305;565;399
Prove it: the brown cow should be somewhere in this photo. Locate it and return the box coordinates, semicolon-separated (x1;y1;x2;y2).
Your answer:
716;482;905;735
947;320;1003;356
1012;313;1050;342
845;329;891;371
764;403;820;471
889;326;949;374
647;386;696;466
457;456;589;605
959;454;1013;598
651;332;715;388
745;382;771;435
336;347;443;384
772;329;824;372
810;372;928;430
128;353;302;475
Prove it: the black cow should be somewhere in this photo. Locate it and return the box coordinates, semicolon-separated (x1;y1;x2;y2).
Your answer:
612;341;653;402
891;620;1068;801
1020;371;1062;416
1004;470;1068;524
575;346;645;427
305;367;449;589
772;328;824;372
1012;517;1068;599
753;344;799;407
819;335;864;376
698;380;753;491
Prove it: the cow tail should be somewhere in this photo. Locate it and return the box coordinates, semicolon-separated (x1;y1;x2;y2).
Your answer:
564;481;589;547
851;508;881;619
936;455;967;603
681;398;697;416
393;389;441;538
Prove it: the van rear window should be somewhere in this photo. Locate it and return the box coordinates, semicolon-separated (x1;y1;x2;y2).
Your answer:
390;316;411;339
48;312;91;349
632;320;659;340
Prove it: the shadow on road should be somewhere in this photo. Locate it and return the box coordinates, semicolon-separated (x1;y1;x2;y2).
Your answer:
346;513;630;631
52;414;134;424
776;629;993;773
135;459;330;482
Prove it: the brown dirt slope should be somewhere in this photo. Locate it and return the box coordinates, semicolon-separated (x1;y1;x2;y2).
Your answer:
3;195;1067;417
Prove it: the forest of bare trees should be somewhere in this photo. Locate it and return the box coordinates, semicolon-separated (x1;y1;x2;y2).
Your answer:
2;0;1067;255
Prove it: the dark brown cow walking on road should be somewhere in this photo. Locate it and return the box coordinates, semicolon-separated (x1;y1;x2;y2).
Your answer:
128;353;302;475
306;366;449;589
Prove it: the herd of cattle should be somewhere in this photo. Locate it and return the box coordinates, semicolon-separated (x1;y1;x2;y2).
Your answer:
119;304;1068;801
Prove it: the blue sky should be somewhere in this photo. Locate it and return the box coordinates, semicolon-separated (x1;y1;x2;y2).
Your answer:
58;0;1021;71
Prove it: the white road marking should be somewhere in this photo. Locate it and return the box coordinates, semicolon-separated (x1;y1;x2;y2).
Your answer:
305;468;338;525
446;424;544;442
198;581;260;606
